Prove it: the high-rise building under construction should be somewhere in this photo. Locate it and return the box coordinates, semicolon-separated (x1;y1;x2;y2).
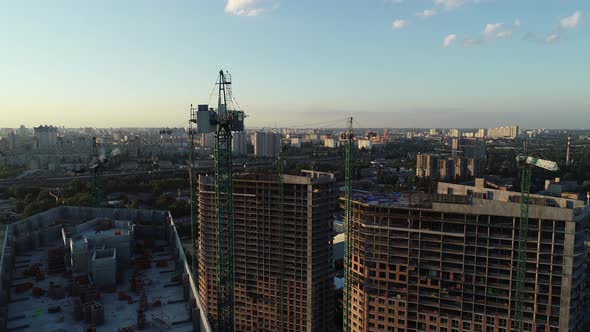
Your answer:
198;171;337;331
346;182;587;332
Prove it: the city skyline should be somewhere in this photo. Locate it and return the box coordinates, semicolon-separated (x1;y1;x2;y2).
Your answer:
1;1;588;128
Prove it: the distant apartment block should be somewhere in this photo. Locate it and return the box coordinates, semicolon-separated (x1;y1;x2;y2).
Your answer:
358;139;373;150
200;132;215;149
34;125;58;149
324;138;339;148
416;153;480;181
487;125;519;139
475;128;487;138
198;171;336;331
290;137;301;148
448;128;461;138
253;132;281;157
232;131;248;156
346;183;587;332
416;153;438;178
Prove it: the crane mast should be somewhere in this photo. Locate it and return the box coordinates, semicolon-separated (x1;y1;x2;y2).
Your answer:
514;160;531;332
341;117;354;332
194;70;244;332
189;105;198;276
91;137;104;207
214;71;236;332
513;144;558;332
278;145;285;331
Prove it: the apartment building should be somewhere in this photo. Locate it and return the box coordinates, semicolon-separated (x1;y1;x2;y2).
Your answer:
347;183;587;332
198;171;337;331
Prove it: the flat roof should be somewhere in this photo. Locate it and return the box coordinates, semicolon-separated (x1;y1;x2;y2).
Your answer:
1;206;211;332
7;239;193;331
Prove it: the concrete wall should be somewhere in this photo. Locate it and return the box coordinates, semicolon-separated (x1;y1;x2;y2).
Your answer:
168;211;212;332
92;248;117;286
437;182;584;209
434;198;576;222
70;237;90;274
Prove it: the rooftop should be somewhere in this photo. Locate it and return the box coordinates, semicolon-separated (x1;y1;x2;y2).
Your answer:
0;206;211;332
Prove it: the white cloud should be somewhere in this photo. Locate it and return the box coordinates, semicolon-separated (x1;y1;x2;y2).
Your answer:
483;22;504;35
392;19;408;29
443;34;457;47
433;0;481;9
417;9;437;18
225;0;275;16
545;33;560;44
560;11;583;29
463;38;482;46
434;0;464;8
460;20;518;46
523;11;582;46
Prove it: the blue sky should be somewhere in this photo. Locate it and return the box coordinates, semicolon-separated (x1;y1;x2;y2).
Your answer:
0;0;588;128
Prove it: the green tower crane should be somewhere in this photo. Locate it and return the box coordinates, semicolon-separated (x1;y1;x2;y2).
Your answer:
341;117;354;332
90;137;104;207
278;144;286;331
188;105;198;275
514;147;558;332
195;70;245;332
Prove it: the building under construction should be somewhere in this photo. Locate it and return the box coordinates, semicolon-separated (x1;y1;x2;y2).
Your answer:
198;171;336;331
347;182;588;332
0;206;211;332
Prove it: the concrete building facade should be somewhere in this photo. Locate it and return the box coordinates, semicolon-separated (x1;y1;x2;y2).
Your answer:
253;132;281;157
416;154;438;179
198;171;337;331
324;138;339;148
347;184;587;332
487;125;519;139
34;125;58;149
232;131;248;156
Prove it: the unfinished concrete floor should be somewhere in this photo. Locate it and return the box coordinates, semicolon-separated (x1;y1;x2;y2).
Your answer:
7;240;193;332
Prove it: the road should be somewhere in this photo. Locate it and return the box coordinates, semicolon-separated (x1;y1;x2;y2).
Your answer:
0;155;342;187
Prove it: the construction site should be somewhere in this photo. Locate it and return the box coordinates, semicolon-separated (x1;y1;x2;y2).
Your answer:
0;206;211;332
345;182;589;332
197;171;337;331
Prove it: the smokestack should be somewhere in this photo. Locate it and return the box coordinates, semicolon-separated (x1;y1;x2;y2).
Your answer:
566;134;572;166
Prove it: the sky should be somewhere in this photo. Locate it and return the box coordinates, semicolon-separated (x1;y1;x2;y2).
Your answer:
0;0;588;129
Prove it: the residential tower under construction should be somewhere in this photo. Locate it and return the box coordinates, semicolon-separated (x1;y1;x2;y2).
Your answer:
346;182;588;332
198;171;337;331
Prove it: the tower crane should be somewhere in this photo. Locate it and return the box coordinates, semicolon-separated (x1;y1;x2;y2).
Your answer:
341;117;354;332
188;105;198;276
277;144;286;331
90;137;105;207
513;150;558;332
195;70;245;332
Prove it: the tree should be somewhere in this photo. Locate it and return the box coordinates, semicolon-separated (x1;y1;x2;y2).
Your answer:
128;199;140;209
155;194;168;209
15;201;25;213
23;202;40;217
64;193;93;207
